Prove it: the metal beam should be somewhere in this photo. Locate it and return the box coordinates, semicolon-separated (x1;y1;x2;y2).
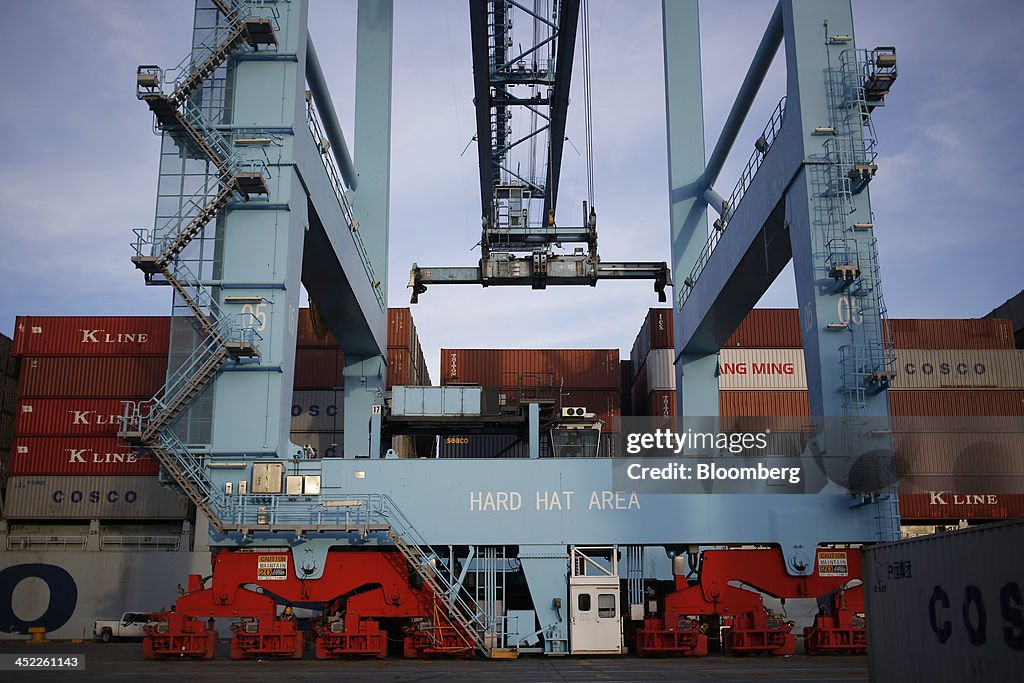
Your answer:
542;0;581;222
701;3;783;188
305;38;358;190
408;259;668;303
469;0;497;223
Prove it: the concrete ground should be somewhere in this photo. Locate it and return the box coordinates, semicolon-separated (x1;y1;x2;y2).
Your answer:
0;641;869;682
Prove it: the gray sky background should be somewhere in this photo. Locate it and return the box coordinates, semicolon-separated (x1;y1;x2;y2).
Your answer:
1;0;1021;378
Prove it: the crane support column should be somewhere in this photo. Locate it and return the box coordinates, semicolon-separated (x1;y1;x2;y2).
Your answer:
344;0;393;458
661;0;714;417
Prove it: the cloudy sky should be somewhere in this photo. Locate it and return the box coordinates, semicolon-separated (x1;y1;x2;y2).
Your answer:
1;0;1021;376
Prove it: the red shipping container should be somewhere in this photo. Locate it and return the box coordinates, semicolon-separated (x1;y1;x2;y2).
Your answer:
18;357;168;398
888;318;1014;350
889;390;1024;417
720;390;811;416
12;316;171;357
898;492;1024;521
723;309;803;348
296;308;339;348
15;398;146;437
441;349;620;390
294;348;344;389
9;437;159;475
643;390;676;418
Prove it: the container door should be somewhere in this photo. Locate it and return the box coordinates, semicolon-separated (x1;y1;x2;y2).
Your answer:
569;584;622;654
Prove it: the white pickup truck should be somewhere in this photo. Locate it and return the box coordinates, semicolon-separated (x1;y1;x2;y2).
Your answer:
94;612;158;642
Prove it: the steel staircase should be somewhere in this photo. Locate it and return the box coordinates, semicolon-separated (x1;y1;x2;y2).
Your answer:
121;0;272;531
379;499;494;657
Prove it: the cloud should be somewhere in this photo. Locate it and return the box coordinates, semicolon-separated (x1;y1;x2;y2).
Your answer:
1;0;1021;349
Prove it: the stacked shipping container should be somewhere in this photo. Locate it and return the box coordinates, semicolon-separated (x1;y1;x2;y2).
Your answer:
7;316;186;519
628;308;676;418
292;309;345;458
0;333;18;488
440;348;622;431
4;309;430;518
624;308;1024;524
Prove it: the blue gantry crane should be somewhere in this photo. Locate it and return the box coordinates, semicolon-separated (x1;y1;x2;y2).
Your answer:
121;0;899;661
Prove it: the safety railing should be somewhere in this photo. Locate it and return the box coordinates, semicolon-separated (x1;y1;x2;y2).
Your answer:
100;535;182;552
678;97;786;307
6;535;88;551
305;96;385;310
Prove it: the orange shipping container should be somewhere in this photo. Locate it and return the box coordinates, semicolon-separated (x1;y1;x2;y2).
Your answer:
294;348;344;389
888;391;1024;417
720;390;810;417
441;349;620;390
889;318;1015;350
723;309;802;348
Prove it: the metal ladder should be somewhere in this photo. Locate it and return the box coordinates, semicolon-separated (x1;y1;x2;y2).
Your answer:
818;46;899;536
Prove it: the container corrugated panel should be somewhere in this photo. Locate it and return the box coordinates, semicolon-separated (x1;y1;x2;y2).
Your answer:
718;349;807;390
17;357;169;398
289;431;342;458
863;521;1024;682
12;316;171;357
888;317;1015;350
441;349;620;390
387;347;413;390
719;391;810;417
296;308;339;348
290;390;342;432
643;390;676;418
438;434;528;459
293;348;344;389
889;390;1024;416
890;349;1024;389
898;491;1024;521
892;432;1024;483
557;389;621;432
1;374;18;414
388;308;416;354
0;412;14;447
723;309;802;348
643;348;675;392
9;437;159;475
15;398;147;437
3;475;189;519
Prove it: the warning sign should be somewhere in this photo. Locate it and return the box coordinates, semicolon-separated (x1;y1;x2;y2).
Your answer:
817;551;848;577
257;554;288;581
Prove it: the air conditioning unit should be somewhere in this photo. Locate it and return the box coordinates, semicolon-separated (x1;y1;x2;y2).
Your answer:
561;407;591;418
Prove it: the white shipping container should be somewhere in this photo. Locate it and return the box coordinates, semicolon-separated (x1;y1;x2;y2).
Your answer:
718;349;807;390
717;348;1024;391
290;390;342;432
643;348;675;392
889;349;1024;390
863;521;1024;681
3;475;189;520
